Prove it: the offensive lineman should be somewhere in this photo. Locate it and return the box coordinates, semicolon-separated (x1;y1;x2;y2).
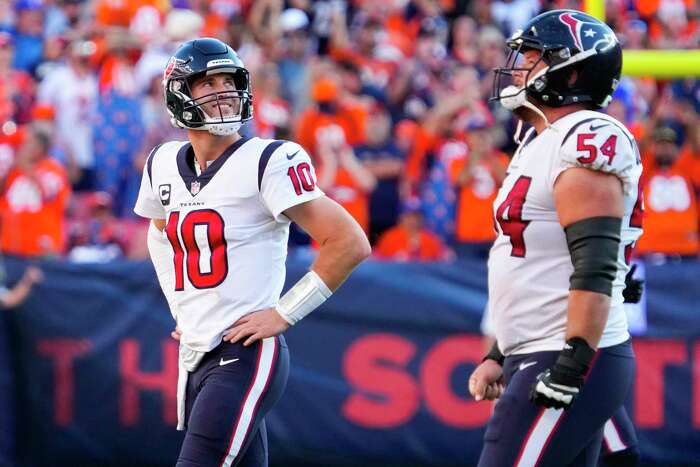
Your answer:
468;10;643;466
134;38;370;466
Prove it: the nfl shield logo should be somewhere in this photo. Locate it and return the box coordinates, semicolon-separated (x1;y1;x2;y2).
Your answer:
190;181;201;195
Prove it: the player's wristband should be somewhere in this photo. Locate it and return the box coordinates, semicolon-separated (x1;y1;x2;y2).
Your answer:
275;270;332;325
482;342;505;366
551;337;596;386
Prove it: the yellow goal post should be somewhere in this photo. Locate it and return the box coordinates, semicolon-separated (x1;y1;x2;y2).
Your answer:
584;0;700;78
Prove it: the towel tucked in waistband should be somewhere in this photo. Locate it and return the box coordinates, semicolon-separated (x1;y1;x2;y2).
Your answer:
177;344;206;431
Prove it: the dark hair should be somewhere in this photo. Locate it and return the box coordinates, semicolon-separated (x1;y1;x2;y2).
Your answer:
338;59;359;74
653;126;679;145
29;126;52;152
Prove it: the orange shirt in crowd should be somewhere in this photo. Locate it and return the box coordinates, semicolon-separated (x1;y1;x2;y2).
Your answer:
95;0;168;27
636;164;699;256
0;158;71;256
325;168;370;234
296;104;367;157
449;153;509;243
635;0;698;43
254;93;290;139
0;70;34;124
375;224;447;261
383;13;420;57
676;147;700;187
398;120;435;192
641;145;700;185
329;46;397;89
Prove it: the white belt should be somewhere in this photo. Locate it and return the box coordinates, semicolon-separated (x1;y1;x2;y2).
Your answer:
177;344;206;431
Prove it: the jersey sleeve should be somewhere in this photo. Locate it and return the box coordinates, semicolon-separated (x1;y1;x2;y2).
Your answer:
133;147;167;219
553;120;641;195
260;141;325;221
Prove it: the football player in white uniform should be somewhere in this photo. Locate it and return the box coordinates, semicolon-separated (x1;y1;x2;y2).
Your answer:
134;38;370;467
467;10;643;466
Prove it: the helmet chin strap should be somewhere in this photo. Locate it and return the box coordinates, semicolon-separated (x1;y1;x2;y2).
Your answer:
513;119;525;145
513;98;551;144
198;107;243;136
499;67;553;144
205;121;242;136
174;115;242;136
183;121;242;136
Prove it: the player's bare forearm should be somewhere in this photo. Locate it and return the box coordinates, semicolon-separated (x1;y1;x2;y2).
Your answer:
309;207;370;290
225;198;370;347
565;290;610;349
285;196;371;291
312;225;367;290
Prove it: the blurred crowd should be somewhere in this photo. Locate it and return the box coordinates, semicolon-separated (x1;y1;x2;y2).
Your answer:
0;0;697;263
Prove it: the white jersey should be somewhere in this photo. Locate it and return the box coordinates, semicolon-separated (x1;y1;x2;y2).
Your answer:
488;110;643;356
134;136;324;352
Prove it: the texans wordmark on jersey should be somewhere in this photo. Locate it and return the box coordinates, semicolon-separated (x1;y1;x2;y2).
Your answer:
134;137;325;352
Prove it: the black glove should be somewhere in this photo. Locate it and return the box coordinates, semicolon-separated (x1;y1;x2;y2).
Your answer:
530;337;595;410
622;264;644;304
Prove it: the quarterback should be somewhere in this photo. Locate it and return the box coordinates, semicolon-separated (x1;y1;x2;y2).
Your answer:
468;10;643;466
134;38;370;466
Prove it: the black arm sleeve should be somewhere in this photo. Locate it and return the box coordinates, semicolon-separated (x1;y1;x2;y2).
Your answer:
565;216;622;297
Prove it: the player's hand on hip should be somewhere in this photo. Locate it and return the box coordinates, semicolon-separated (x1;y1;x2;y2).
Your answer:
469;360;504;401
171;326;181;341
223;308;290;347
529;337;595;410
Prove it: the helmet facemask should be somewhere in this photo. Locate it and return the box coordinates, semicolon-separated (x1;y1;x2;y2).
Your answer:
491;37;559;142
489;9;623;139
492;27;616;111
492;39;550;110
492;33;585;106
166;67;253;136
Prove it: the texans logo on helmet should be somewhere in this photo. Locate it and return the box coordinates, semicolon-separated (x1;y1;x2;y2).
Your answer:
163;58;186;83
163;59;176;82
559;12;617;53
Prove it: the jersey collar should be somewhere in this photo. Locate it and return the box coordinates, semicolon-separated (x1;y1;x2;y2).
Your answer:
176;136;251;196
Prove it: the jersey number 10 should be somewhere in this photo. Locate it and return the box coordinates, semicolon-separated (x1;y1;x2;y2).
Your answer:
165;209;228;291
287;162;315;196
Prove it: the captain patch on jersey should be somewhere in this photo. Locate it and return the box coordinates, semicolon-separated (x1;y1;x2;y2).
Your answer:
134;137;324;352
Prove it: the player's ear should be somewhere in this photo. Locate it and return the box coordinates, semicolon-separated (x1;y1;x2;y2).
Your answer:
567;69;578;86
